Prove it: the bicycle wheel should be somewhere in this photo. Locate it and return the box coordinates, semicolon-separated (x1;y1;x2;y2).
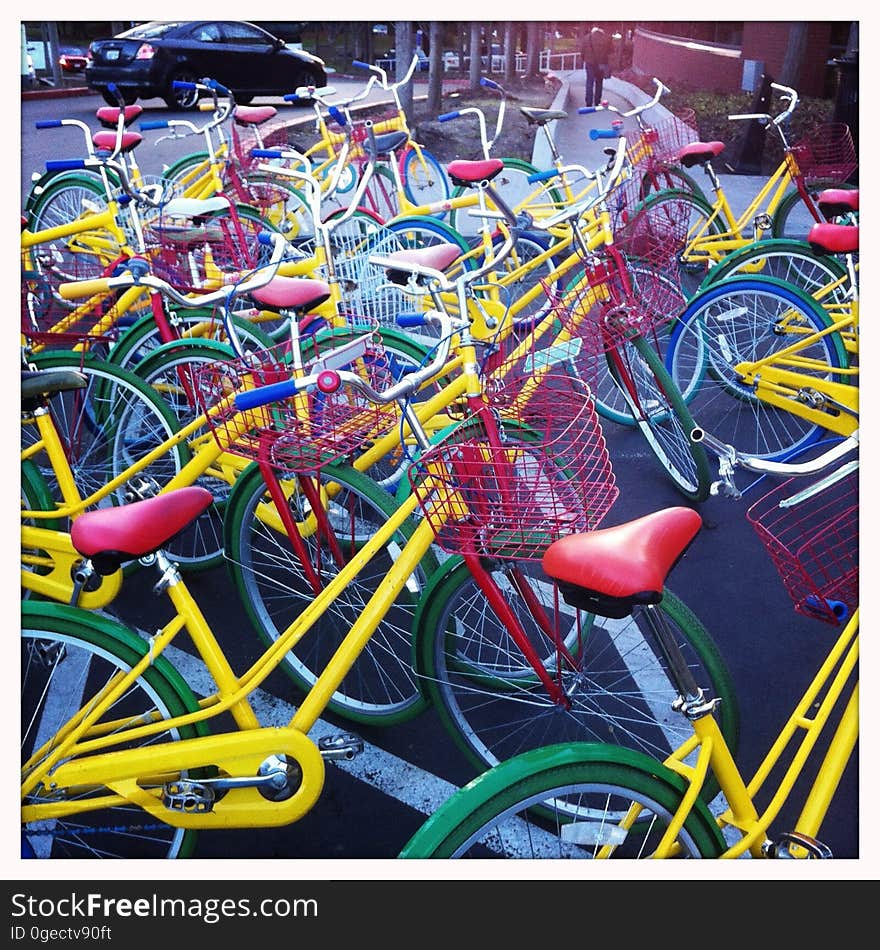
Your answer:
23;350;187;508
415;558;738;790
556;260;686;427
698;238;850;305
606;333;711;501
130;340;243;570
28;172;109;231
108;309;275;375
359;162;399;222
772;181;857;241
21;600;204;859
26;174;117;302
493;230;564;326
666;275;850;461
625;188;724;300
399;742;726;858
448;158;553;238
245;172;316;245
401;146;451;215
223;461;440;725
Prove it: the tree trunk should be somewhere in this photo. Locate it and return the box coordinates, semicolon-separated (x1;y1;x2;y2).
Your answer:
779;21;809;88
395;22;415;120
469;22;482;89
427;22;443;114
503;21;516;83
524;22;540;79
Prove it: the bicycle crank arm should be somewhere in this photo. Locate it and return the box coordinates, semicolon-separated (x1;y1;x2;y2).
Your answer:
33;727;325;829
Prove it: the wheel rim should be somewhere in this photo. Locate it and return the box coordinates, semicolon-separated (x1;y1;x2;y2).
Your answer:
171;73;198;108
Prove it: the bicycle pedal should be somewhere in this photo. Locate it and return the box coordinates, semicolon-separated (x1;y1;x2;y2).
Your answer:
163;779;216;814
764;831;833;859
318;733;364;761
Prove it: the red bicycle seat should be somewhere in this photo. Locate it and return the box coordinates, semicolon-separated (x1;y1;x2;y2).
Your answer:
447;159;504;185
70;488;214;572
234;105;278;125
249;276;332;312
542;507;702;601
808;222;858;255
95;105;144;129
92;130;142;154
677;141;725;167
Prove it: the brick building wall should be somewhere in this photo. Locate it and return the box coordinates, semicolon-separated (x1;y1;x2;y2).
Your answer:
632;22;834;96
741;22;832;97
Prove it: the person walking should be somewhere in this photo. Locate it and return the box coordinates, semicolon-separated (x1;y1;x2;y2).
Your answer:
583;25;611;107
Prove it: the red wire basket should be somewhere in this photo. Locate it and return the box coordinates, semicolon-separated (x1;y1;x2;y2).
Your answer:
746;467;858;625
625;109;699;167
143;207;266;293
408;373;618;560
21;249;132;349
194;331;400;473
492;252;683;389
790;122;857;184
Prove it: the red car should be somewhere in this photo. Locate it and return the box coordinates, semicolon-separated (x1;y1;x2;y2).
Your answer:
58;45;89;73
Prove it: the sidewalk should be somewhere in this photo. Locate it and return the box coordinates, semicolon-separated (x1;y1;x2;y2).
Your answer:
534;69;767;218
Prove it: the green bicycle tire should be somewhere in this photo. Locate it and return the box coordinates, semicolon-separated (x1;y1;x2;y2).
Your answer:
399;742;726;858
21;600;206;859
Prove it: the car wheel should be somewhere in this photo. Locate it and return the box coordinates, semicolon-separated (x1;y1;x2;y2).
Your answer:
100;87;138;107
297;68;324;91
163;69;199;110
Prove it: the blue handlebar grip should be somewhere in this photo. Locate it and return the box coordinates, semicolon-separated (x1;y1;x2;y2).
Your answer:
283;93;303;102
140;120;169;131
352;60;371;70
257;231;275;246
396;313;427;328
35;120;63;129
527;169;558;184
234;379;299;411
206;79;230;95
173;80;197;90
805;595;850;622
589;128;619;140
438;111;460;122
252;149;283;158
578;106;599;115
46;160;85;171
480;77;501;90
108;82;118;92
328;105;347;128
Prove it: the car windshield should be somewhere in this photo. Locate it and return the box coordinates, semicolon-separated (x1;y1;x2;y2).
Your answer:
117;22;182;40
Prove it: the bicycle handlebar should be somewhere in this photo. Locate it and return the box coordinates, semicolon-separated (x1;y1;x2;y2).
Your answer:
233;308;454;412
577;77;669;122
528;135;629;231
435;84;506;161
57;230;286;306
728;82;799;127
693;426;859;499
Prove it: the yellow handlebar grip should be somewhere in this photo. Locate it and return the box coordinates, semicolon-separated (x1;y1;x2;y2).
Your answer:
199;102;217;112
58;278;112;300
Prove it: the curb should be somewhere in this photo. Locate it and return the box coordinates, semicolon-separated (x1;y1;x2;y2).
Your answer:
22;85;91;100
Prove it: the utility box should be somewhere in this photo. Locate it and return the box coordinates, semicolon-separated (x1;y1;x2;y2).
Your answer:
742;59;764;93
